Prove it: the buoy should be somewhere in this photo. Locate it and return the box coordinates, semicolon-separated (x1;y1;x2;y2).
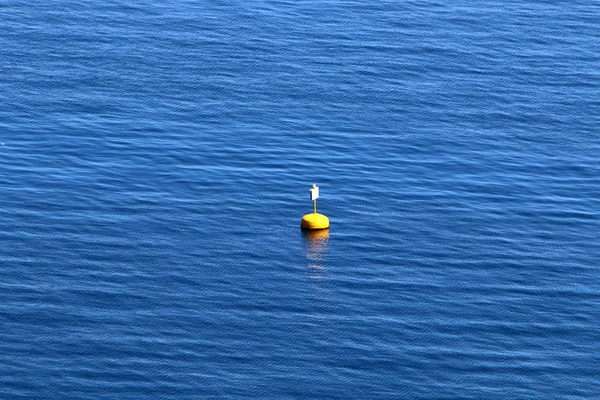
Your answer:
301;213;329;230
301;184;330;230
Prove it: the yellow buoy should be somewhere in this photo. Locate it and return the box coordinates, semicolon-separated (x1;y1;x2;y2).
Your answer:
301;184;330;230
301;212;330;230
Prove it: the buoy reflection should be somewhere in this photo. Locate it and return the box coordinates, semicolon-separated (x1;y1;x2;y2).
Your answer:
302;228;329;279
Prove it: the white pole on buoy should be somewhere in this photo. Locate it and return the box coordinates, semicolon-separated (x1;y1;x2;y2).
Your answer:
310;184;318;214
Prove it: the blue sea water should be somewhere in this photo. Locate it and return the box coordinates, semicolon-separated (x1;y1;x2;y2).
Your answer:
1;1;599;398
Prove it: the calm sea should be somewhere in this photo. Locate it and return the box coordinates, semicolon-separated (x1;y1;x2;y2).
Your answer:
1;1;599;398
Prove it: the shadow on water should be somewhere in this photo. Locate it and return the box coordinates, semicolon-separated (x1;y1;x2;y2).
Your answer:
302;228;329;279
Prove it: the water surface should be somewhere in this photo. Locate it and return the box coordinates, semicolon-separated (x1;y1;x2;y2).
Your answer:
1;1;599;398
